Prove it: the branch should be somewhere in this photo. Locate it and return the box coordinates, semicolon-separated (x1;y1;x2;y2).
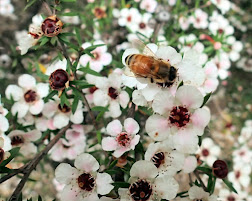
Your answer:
8;124;71;201
193;170;208;192
150;21;164;43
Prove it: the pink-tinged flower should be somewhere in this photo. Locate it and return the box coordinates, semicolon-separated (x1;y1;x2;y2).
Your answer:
219;189;248;201
232;145;252;165
5;74;49;118
196;138;221;166
16;14;43;55
8;129;41;156
0;137;11;164
144;139;185;176
189;9;208;29
210;0;231;14
93;70;130;118
79;40;112;72
0;0;14;16
199;62;219;95
146;85;210;153
102;118;140;158
113;8;141;28
140;0;157;13
178;16;190;30
0;134;11;151
211;51;231;80
188;186;218;201
209;11;234;36
0;101;9;134
42;99;84;129
55;153;114;201
118;160;179;201
226;36;243;62
50;125;87;161
228;163;251;189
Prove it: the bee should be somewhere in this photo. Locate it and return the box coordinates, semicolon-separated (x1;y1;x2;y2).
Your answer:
124;40;177;87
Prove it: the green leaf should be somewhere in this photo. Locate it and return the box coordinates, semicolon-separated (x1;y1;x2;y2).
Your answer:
44;90;58;102
71;94;79;114
0;147;20;167
18;193;23;201
200;92;212;108
50;37;57;46
96;131;102;144
61;0;76;2
91;106;109;112
74;27;82;46
24;0;37;10
60;90;70;108
177;81;184;89
108;160;118;169
78;67;102;77
112;182;130;188
85;44;105;52
61;12;79;16
196;166;212;175
39;37;50;46
223;179;238;194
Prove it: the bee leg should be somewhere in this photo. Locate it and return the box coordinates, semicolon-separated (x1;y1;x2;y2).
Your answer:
150;78;154;83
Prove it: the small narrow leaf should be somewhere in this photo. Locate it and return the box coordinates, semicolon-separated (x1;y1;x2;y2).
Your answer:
44;90;58;102
96;131;102;144
91;106;109;112
24;0;37;10
200;92;212;108
108;160;118;169
223;179;238;194
74;27;82;46
78;67;102;77
112;182;130;188
0;147;20;167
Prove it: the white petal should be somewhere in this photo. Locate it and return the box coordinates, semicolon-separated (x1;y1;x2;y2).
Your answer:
70;109;84;124
18;74;36;89
175;85;203;109
11;102;29;118
152;91;175;115
106;119;122;136
156;46;182;65
132;90;147;106
5;85;23;101
1;134;12;151
93;90;109;107
113;147;129;158
20;142;37;156
124;118;139;135
191;107;210;136
60;184;80;201
118;91;129;109
102;137;118;151
29;99;44;115
74;153;99;172
145;115;170;141
154;175;179;200
141;84;160;102
23;129;42;142
182;155;197;173
0;115;9;132
53;114;69;129
130;160;158;179
107;101;121;118
96;173;114;195
55;163;79;184
36;83;49;98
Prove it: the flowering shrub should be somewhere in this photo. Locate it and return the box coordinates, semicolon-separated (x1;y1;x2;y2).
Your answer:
0;0;251;200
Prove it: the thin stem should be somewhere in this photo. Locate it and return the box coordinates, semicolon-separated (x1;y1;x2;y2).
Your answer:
150;22;164;43
8;124;71;201
193;170;208;192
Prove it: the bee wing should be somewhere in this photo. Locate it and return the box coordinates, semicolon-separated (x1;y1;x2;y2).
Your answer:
132;39;158;59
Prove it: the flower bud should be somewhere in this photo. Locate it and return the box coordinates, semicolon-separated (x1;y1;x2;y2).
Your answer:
49;69;69;91
212;160;228;179
41;15;63;37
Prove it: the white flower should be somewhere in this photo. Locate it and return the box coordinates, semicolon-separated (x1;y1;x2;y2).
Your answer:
189;9;208;29
92;71;130;118
79;40;112;72
0;137;11;163
50;124;87;161
5;74;49;118
55;153;114;201
0;54;12;68
210;0;231;14
144;139;185;176
188;185;218;201
102;118;140;158
119;160;179;201
179;16;190;30
226;36;243;62
8;129;41;156
196;137;221;166
140;0;157;13
146;85;210;153
211;51;231;80
42;99;84;129
218;188;248;201
232;145;252;165
182;155;197;173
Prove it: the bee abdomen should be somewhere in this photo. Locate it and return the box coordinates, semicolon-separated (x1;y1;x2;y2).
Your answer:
125;54;135;65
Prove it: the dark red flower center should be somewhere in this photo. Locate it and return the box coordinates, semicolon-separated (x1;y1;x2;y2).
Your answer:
169;106;190;127
41;18;61;36
11;136;24;146
235;171;241;179
0;148;4;163
77;173;95;191
92;52;100;60
202;148;209;157
24;90;37;103
139;22;146;29
129;180;152;201
89;86;98;94
227;195;236;201
212;160;228;179
108;87;118;99
116;132;131;147
151;152;165;168
49;69;69;90
127;16;132;22
58;104;71;113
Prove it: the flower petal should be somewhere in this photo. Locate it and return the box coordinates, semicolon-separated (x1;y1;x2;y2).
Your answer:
55;163;79;184
18;74;36;89
29;99;44;115
124;118;139;135
130;160;158;179
102;137;118;151
74;153;99;172
11;102;29;118
5;85;23;101
106;119;122;136
96;173;114;195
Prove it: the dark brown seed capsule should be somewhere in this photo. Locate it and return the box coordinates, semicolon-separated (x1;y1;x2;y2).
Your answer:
41;15;63;37
49;69;69;90
212;160;228;179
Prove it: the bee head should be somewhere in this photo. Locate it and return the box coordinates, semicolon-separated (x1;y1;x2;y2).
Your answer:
169;66;177;81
